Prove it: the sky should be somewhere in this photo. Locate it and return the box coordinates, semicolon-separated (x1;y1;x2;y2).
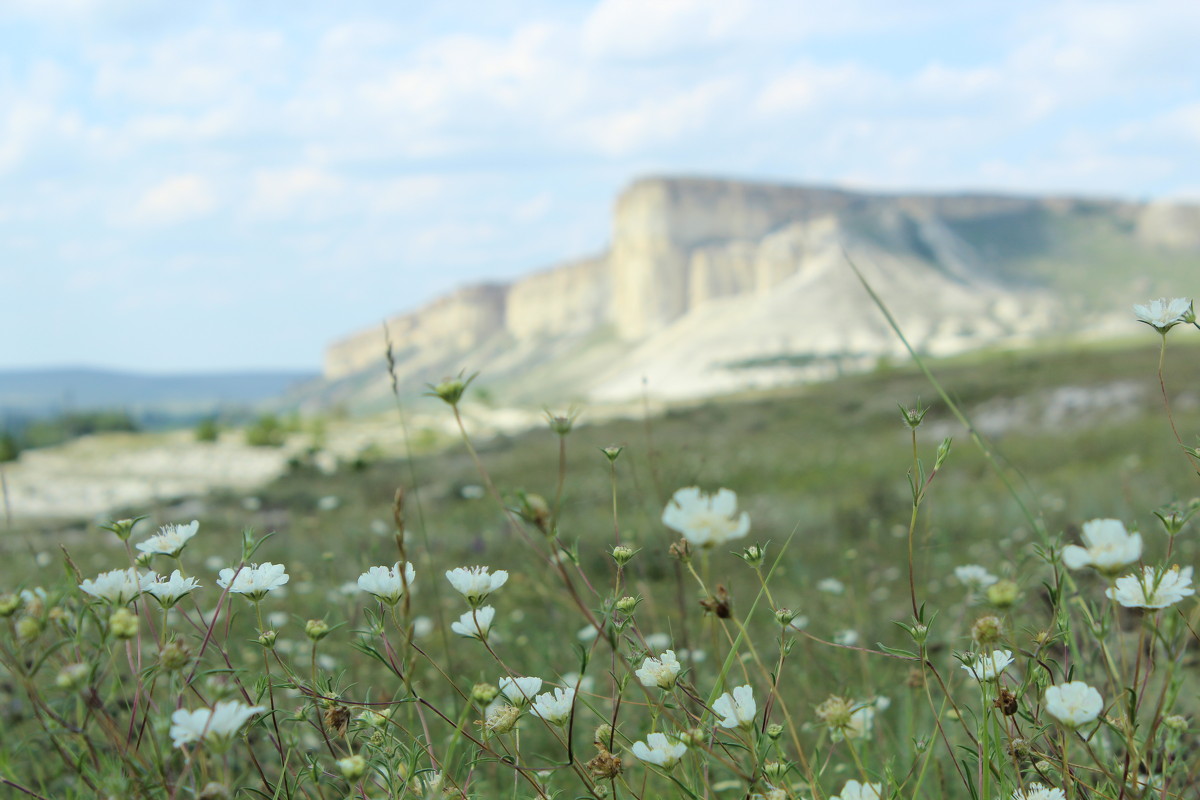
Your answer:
2;0;1199;373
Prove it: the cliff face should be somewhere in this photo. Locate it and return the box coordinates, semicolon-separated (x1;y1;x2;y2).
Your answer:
320;176;1200;403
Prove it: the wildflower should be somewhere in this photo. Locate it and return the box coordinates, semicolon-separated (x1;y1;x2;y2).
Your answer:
630;732;688;768
712;684;756;729
450;606;495;640
831;779;883;800
0;593;20;617
499;676;543;707
170;701;266;751
144;570;201;608
216;563;289;601
817;578;846;595
961;649;1014;682
337;753;367;781
357;562;416;606
136;520;199;558
1044;681;1103;728
530;687;575;725
1133;297;1194;334
1011;784;1065;800
661;487;750;548
954;564;998;590
1106;565;1194;609
445;566;508;607
1062;519;1142;576
636;650;682;690
79;568;157;605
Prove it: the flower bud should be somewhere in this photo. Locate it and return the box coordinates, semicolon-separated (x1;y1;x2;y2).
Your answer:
305;619;330;642
337;753;367;781
0;594;21;617
257;629;278;648
198;783;230;800
160;640;191;672
101;517;141;542
471;683;499;705
740;544;766;567
971;615;1004;646
763;760;788;780
615;596;640;615
986;579;1020;609
55;662;90;690
108;607;138;639
594;723;614;745
427;373;475;407
766;723;784;740
1164;714;1188;731
601;445;624;462
610;545;638;566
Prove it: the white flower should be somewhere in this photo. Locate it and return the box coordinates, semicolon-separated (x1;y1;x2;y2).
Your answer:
216;563;289;601
357;562;416;606
1107;565;1195;609
499;676;543;707
644;632;672;650
450;606;495;640
830;779;882;800
1044;681;1103;728
662;487;750;548
79;568;157;605
1011;783;1065;800
530;687;575;725
135;521;199;557
635;650;682;690
631;732;688;768
845;703;876;741
1133;297;1194;333
144;570;201;608
954;564;998;589
445;566;508;607
817;578;846;595
712;684;756;729
170;700;265;750
1062;519;1142;575
961;649;1014;682
834;629;860;647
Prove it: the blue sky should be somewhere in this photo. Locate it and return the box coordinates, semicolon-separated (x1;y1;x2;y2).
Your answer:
3;0;1198;372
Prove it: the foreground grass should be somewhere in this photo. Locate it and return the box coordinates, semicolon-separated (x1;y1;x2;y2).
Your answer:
0;335;1198;798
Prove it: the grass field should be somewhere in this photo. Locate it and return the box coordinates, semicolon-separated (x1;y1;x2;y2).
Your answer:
1;333;1199;799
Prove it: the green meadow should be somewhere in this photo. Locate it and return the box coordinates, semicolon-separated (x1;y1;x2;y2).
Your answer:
2;333;1199;799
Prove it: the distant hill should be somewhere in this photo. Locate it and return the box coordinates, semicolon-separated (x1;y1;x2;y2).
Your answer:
314;176;1199;411
0;368;318;422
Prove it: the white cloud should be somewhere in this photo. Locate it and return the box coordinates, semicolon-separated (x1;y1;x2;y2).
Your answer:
128;174;216;226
